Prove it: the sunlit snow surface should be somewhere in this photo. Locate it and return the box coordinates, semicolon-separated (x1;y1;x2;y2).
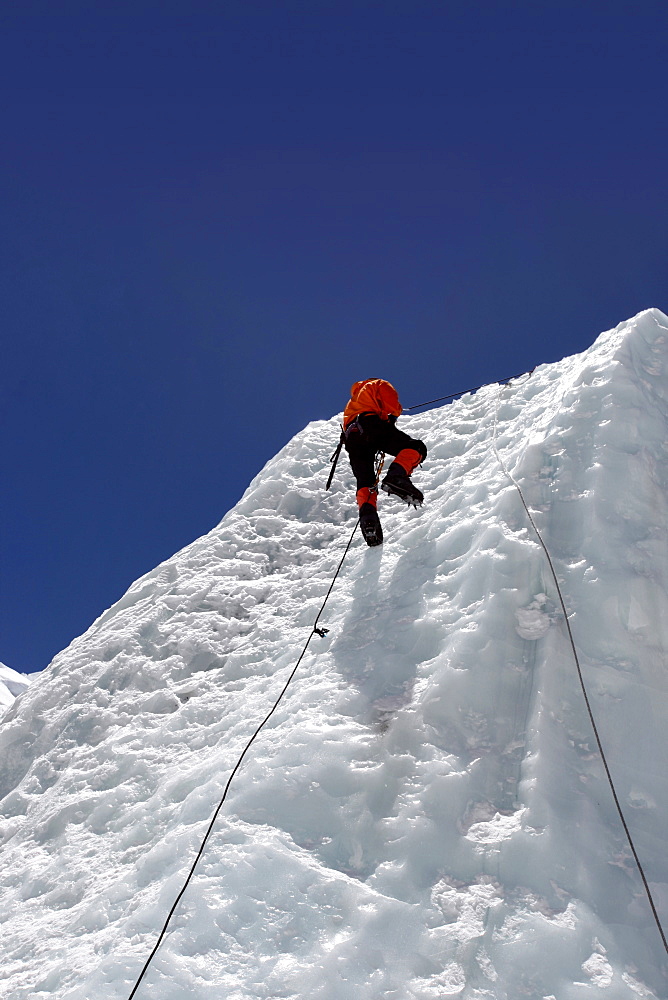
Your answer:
0;663;32;711
1;310;668;1000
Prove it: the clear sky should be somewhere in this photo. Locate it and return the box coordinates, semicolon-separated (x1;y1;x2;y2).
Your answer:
2;1;667;675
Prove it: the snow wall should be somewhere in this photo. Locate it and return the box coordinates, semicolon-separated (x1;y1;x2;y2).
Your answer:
0;664;32;712
1;309;667;1000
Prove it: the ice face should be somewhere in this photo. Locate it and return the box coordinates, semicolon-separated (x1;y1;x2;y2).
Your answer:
0;309;667;999
0;662;32;711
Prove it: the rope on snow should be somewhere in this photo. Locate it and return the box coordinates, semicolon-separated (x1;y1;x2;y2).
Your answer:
492;375;668;955
126;519;360;999
126;375;667;1000
405;368;534;412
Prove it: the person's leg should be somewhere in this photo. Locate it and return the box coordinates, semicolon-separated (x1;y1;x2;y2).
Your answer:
392;445;425;474
345;434;378;500
344;423;383;545
373;421;426;464
376;423;427;505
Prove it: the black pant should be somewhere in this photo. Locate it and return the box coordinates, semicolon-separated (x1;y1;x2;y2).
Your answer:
344;414;427;490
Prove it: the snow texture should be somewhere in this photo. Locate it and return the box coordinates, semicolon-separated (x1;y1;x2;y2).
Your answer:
1;309;667;1000
0;663;32;712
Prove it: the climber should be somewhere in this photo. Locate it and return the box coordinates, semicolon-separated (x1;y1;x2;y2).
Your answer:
342;378;427;547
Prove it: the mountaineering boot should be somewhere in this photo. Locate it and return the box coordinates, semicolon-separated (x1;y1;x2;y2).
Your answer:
359;502;383;547
381;462;424;507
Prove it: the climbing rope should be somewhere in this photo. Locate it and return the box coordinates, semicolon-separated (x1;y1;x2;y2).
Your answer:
492;378;668;954
405;368;534;412
126;371;666;999
126;518;360;999
326;369;534;490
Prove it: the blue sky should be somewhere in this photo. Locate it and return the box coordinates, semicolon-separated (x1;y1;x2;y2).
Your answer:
2;1;667;674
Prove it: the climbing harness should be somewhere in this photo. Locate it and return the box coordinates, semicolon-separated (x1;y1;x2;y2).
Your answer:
327;368;535;489
327;415;379;491
492;377;668;955
126;521;360;999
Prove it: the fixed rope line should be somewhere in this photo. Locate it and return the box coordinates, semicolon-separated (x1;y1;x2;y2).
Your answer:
405;368;534;412
492;380;668;955
326;370;535;492
126;518;361;1000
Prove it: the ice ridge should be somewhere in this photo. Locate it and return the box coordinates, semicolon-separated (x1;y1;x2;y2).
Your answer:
0;308;667;999
0;663;32;712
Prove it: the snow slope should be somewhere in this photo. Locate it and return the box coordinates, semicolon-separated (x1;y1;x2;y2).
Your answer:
1;309;667;1000
0;663;32;712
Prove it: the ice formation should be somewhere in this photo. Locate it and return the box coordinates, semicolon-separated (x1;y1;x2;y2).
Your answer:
1;309;667;999
0;663;32;712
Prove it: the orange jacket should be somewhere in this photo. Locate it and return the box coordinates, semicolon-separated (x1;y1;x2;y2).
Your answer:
343;379;402;428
